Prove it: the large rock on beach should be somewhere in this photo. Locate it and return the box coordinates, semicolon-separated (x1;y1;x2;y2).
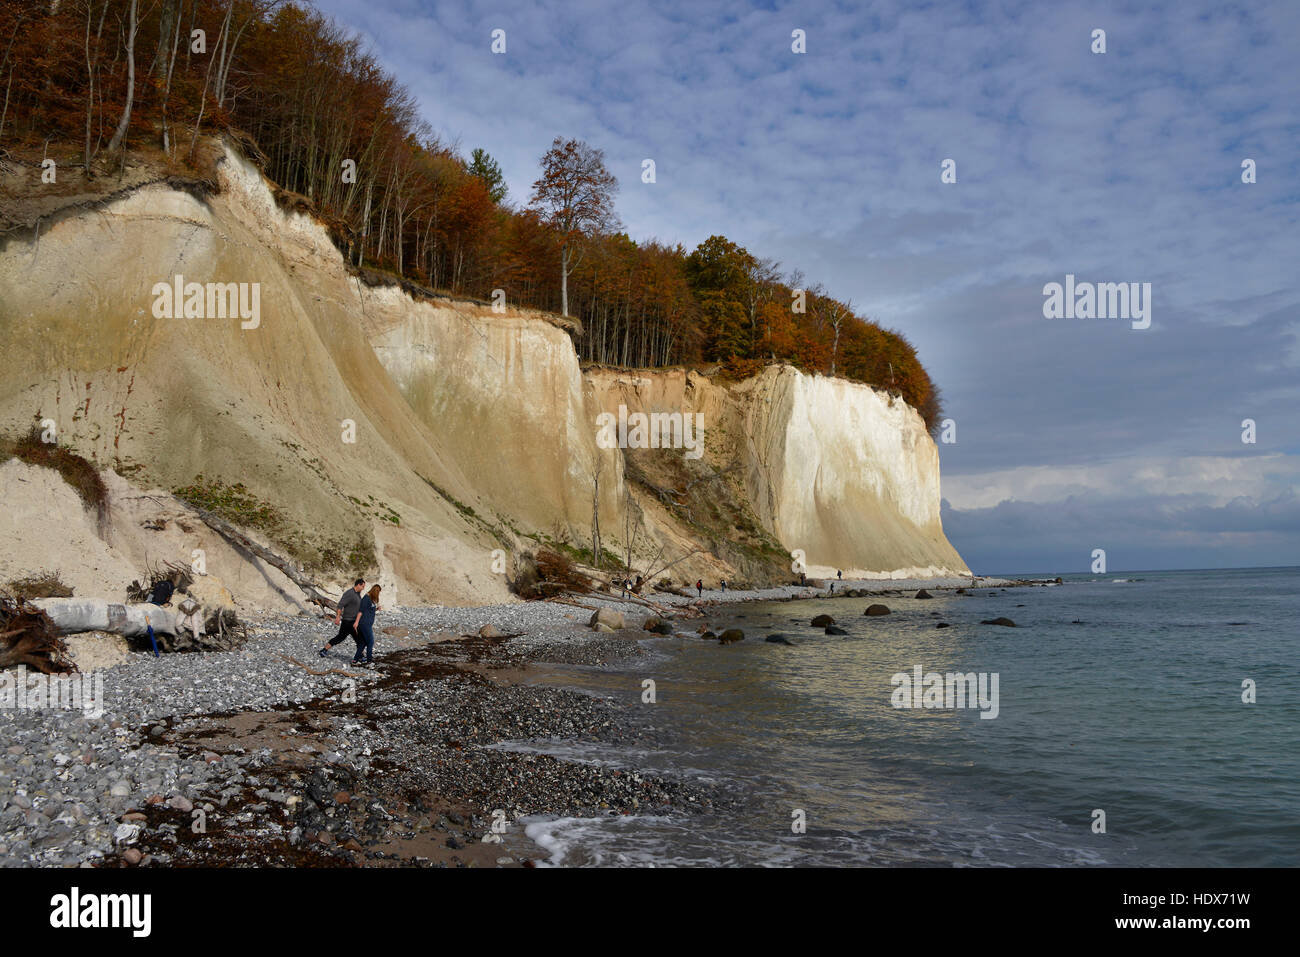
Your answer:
589;608;624;631
864;604;891;616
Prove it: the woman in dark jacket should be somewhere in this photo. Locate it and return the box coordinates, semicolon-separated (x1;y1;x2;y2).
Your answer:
354;584;381;664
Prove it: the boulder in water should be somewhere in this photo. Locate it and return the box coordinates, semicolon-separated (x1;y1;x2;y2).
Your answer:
980;617;1017;627
811;614;835;627
825;625;848;635
914;589;933;599
864;604;891;616
765;634;794;645
718;628;744;644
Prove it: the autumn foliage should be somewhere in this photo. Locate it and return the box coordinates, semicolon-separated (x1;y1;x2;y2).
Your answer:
0;0;942;430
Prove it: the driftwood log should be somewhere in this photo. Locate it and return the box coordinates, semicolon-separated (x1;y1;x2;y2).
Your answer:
32;598;245;652
34;598;179;638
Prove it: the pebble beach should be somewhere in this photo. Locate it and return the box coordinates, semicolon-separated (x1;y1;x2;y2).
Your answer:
0;576;1011;868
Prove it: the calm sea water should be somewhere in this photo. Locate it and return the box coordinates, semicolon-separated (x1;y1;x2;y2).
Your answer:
514;567;1300;867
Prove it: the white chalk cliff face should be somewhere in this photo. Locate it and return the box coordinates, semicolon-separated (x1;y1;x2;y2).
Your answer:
734;368;967;578
0;140;966;608
581;367;969;580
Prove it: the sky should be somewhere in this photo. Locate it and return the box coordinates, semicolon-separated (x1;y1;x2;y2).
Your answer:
310;0;1300;575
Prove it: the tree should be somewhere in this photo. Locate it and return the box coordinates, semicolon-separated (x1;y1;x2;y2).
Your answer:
529;136;619;317
468;147;506;203
104;0;138;155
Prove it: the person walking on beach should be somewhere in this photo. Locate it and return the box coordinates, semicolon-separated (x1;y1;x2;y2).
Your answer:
837;570;842;581
696;579;703;598
355;584;381;665
720;579;727;593
319;579;364;658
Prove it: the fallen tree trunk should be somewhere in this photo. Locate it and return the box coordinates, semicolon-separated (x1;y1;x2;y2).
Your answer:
35;598;178;638
186;505;335;609
32;598;245;653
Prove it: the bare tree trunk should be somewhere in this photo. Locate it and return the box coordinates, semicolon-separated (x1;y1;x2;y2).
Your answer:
82;0;95;173
188;1;233;161
561;245;570;317
590;461;602;570
159;0;183;154
105;0;137;155
0;66;11;146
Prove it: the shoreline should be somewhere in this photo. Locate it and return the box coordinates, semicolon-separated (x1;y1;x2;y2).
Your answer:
0;576;1042;868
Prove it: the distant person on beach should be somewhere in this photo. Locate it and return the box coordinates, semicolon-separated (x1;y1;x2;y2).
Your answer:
621;578;631;598
355;584;381;665
696;579;703;598
837;570;842;581
721;580;727;593
829;581;835;594
320;579;364;658
800;571;807;587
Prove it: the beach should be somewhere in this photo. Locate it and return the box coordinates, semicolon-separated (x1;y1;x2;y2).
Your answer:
0;576;1016;868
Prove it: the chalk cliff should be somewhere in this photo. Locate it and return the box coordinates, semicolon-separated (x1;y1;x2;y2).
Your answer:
0;142;967;610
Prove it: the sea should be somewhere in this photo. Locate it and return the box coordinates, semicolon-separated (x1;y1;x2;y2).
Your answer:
509;567;1299;867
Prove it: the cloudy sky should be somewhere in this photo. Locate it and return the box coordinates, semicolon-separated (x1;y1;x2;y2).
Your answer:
311;0;1299;574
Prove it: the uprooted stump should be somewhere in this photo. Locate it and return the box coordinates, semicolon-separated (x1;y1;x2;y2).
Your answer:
511;549;594;600
0;596;76;674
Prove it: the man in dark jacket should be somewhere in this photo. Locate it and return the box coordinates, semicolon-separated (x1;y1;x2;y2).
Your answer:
319;579;364;658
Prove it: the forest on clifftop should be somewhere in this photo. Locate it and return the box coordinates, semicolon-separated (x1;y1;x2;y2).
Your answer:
0;0;942;429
